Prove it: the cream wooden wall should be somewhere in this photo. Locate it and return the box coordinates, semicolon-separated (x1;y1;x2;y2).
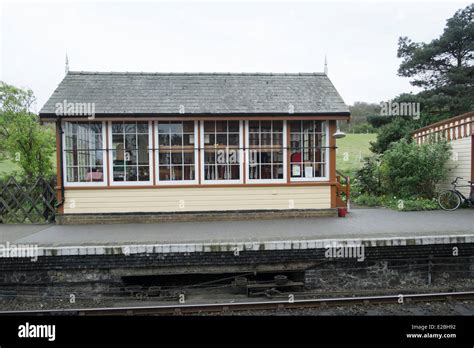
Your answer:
438;136;472;196
63;186;331;214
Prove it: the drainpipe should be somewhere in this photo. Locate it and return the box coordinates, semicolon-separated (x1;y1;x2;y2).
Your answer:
57;120;65;209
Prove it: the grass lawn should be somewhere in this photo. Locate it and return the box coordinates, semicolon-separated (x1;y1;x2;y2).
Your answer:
0;158;21;176
336;133;377;176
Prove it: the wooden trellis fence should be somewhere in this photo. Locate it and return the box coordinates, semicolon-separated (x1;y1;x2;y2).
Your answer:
0;176;57;224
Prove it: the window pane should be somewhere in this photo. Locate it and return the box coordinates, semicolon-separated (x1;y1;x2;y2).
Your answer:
125;134;136;150
183;121;194;133
216;134;227;145
260;134;271;146
171;152;182;165
273;121;283;132
110;122;151;183
229;165;240;179
204;121;215;132
249;133;259;146
228;121;239;132
112;123;123;134
171;165;183;180
124;122;136;134
273;165;284;179
137;122;149;133
249;164;259;180
171;134;183;146
138;166;150;181
249;121;259;132
159;134;170;146
159;153;170;165
127;150;138;165
183;152;194;164
64;122;104;183
247;121;284;181
203;121;241;181
137;134;148;150
137;150;149;165
289;120;326;179
158;122;171;134
183;134;195;146
228;134;239;146
66;167;77;182
290;121;301;132
113;166;125;181
215;121;226;132
204;165;216;180
204;151;215;164
260;121;271;132
261;152;272;163
158;122;196;182
183;165;195;180
126;166;138;181
159;166;171;181
169;122;183;134
273;133;283;146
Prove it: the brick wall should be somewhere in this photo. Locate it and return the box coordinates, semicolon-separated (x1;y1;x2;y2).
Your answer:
56;209;338;225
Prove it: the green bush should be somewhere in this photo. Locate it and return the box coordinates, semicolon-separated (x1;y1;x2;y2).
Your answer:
380;139;451;199
384;197;439;211
354;195;439;211
353;194;384;207
354;155;383;196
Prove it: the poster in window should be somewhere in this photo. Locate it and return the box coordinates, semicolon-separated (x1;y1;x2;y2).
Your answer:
292;165;300;177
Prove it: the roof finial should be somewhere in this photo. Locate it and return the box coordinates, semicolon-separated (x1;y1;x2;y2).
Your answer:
324;55;328;75
65;54;69;75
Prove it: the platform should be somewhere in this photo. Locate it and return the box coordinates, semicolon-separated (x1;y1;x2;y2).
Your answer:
0;208;472;257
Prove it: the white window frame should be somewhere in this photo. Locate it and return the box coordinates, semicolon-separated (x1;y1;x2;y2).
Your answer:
154;120;199;185
108;121;154;186
62;120;108;187
245;120;287;184
289;121;330;182
200;120;244;185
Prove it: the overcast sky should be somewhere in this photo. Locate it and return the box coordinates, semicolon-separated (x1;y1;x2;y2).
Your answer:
0;0;471;112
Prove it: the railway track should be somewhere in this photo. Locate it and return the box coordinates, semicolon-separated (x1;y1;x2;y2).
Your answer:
1;290;474;316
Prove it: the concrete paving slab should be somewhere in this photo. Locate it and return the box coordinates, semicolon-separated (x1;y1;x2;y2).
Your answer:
0;224;54;244
1;208;472;247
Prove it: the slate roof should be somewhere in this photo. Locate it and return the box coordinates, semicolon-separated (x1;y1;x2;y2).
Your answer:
39;71;350;117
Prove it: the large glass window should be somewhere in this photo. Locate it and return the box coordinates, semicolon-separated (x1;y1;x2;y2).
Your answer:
202;121;241;182
247;121;285;181
157;121;197;182
64;122;105;184
110;121;151;183
289;120;327;180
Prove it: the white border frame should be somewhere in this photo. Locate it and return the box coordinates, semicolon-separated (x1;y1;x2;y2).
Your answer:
200;120;244;185
62;120;108;187
289;121;330;182
245;120;287;184
154;120;199;185
107;120;154;186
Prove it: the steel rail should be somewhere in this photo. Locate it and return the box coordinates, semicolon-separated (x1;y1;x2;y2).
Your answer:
1;290;474;316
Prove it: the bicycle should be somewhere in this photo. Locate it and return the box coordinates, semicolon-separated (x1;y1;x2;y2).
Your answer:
438;177;474;211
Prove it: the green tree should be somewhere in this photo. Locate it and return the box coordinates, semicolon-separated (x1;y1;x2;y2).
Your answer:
369;117;415;154
371;5;473;154
397;4;474;116
0;82;55;178
342;102;380;132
